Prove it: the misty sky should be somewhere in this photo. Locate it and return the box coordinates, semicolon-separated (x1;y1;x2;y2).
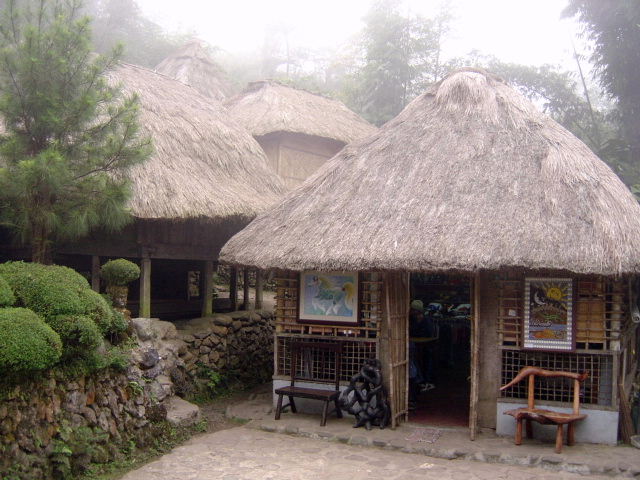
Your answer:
136;0;584;69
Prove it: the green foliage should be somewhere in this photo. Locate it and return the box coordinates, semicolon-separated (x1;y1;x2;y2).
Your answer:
79;288;127;337
100;258;140;286
0;262;88;319
564;0;640;181
47;314;103;360
0;275;14;307
0;0;152;263
51;421;109;479
0;307;62;372
191;363;229;403
83;0;192;68
342;0;453;125
0;261;132;374
127;380;144;397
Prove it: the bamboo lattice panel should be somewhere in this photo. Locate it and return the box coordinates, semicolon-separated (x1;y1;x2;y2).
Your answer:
273;271;382;381
497;274;628;352
501;349;614;406
274;271;382;338
276;336;377;382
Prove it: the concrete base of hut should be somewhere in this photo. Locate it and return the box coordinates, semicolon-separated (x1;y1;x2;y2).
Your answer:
496;402;618;445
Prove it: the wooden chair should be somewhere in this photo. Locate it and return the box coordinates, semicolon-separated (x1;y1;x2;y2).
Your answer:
500;366;589;453
275;341;343;426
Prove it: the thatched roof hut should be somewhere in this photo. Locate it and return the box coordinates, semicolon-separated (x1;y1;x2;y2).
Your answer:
221;68;640;275
111;63;285;221
224;80;376;145
154;41;232;102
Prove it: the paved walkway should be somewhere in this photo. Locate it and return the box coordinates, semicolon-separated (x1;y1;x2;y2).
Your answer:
120;427;612;480
119;393;640;479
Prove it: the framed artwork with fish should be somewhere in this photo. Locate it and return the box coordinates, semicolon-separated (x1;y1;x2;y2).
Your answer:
299;270;359;324
523;277;574;351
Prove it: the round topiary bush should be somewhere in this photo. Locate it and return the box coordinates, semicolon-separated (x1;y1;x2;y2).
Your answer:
0;275;15;307
100;259;140;287
0;262;88;319
47;314;103;359
0;308;62;372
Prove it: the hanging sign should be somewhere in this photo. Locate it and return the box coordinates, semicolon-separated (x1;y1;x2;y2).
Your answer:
524;277;574;351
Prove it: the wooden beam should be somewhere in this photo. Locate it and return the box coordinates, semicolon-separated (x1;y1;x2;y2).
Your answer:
242;268;250;310
139;256;151;318
255;269;264;310
91;255;101;292
469;271;481;440
229;266;238;312
201;260;214;317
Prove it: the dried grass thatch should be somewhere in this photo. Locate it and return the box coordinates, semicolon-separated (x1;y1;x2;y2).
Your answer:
224;80;377;145
154;41;232;101
220;69;640;275
111;63;285;221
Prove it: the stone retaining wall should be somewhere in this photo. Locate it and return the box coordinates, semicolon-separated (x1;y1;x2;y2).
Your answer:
175;310;274;387
0;310;274;479
0;320;182;479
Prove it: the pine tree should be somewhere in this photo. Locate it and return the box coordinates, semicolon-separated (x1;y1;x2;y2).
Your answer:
0;0;151;263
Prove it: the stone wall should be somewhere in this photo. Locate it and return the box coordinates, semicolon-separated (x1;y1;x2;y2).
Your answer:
0;310;274;479
176;310;274;387
0;319;186;479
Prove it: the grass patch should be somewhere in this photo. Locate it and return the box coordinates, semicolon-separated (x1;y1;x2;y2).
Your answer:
78;420;207;480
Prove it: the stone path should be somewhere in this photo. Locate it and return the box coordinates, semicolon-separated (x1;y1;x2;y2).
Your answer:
120;427;612;480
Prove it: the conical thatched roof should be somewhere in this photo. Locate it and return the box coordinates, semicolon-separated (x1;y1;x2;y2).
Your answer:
224;80;377;145
154;41;232;102
220;69;640;275
111;63;285;220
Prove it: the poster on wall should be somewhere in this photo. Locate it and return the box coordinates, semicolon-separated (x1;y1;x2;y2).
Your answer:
299;270;359;324
524;278;574;351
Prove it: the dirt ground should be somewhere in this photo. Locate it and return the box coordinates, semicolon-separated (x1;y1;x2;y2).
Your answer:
197;382;272;434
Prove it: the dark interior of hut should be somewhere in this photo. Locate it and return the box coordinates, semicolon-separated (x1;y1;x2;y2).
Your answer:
409;274;471;427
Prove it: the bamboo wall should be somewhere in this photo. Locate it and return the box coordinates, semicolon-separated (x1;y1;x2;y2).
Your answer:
495;271;634;413
273;270;382;382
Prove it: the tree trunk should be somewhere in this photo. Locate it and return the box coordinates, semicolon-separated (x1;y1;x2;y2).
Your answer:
31;225;52;264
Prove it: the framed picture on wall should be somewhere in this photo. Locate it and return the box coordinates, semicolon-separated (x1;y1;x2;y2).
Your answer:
523;277;574;351
299;270;359;324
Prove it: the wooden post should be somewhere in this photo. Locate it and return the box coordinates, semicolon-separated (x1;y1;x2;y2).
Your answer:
242;268;250;310
255;269;264;310
469;271;481;440
139;256;151;318
229;266;238;312
201;260;214;317
91;255;100;292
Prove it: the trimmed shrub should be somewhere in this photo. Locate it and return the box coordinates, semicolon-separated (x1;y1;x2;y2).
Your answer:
47;314;103;359
0;262;88;318
101;259;140;286
0;275;15;307
110;309;128;334
0;308;62;372
79;288;114;335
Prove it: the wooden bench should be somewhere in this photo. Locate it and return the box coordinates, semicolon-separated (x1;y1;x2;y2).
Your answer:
275;341;343;426
501;366;589;453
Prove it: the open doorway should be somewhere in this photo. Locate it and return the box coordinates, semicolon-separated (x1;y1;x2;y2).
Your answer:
408;274;471;427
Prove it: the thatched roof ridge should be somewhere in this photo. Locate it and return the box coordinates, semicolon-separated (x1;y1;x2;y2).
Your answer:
111;63;285;221
224;80;377;144
220;69;640;275
154;41;232;101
